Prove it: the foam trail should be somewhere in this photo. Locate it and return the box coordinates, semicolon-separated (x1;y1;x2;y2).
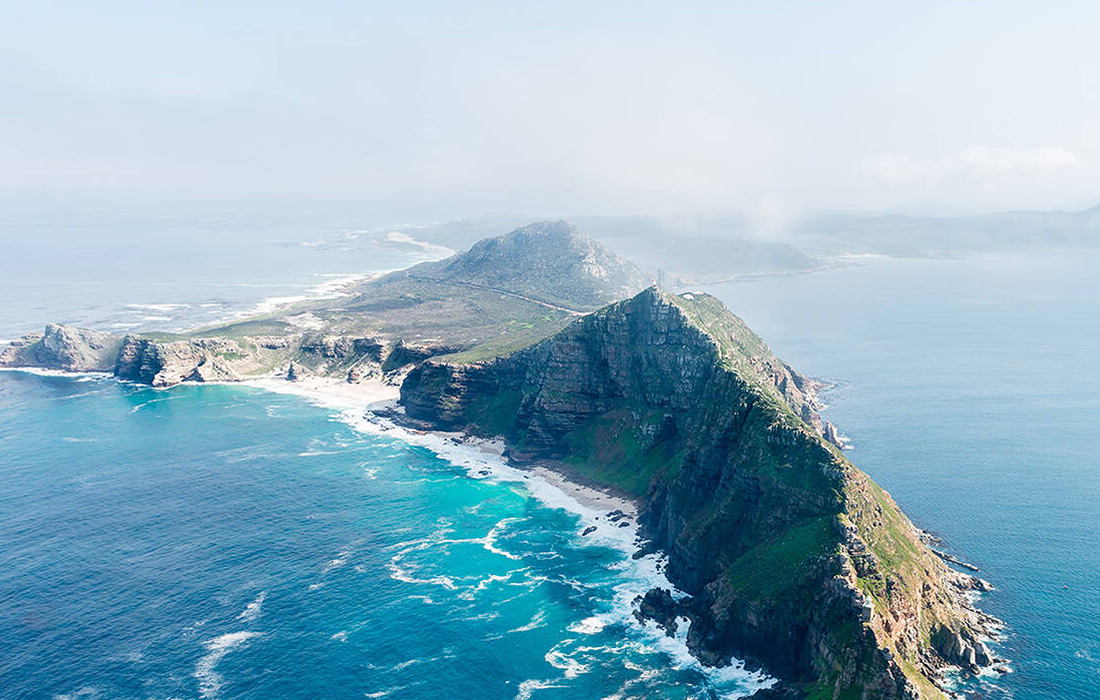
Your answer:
194;631;261;700
237;592;266;622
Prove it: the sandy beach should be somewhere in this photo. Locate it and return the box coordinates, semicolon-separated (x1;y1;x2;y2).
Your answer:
245;375;400;409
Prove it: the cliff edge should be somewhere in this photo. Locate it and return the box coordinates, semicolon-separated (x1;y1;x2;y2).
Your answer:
400;287;1002;699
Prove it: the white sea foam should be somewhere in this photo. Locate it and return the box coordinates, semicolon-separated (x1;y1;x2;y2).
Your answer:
545;648;590;679
194;631;261;700
567;616;606;635
509;609;549;633
130;395;182;413
0;367;111;379
237;592;266;622
514;679;568;700
364;686;409;698
126;303;190;312
239;273;373;319
323;550;350;573
52;686;101;700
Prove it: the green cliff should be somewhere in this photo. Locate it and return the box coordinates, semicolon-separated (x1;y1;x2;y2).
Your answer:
400;287;1001;699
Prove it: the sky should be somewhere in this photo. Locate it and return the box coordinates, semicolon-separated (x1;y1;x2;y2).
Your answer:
3;1;1100;219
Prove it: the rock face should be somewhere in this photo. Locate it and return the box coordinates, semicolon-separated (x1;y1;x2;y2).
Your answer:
115;336;246;386
0;324;122;372
401;287;1000;699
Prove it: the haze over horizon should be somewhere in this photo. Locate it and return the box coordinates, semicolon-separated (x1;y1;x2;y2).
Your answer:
5;1;1100;221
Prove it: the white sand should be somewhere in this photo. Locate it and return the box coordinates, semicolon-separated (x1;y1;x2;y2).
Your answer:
530;465;636;517
245;375;400;409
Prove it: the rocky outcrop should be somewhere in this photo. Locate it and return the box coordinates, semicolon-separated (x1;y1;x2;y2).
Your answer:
114;336;249;386
400;287;1001;698
0;322;459;389
0;324;123;372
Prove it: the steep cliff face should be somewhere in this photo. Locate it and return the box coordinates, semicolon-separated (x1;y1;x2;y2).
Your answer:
401;287;1000;699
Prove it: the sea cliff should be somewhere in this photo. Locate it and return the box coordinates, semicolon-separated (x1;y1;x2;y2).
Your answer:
400;287;1002;698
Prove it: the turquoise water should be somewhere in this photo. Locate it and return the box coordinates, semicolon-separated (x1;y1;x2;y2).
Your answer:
0;373;765;700
707;252;1100;699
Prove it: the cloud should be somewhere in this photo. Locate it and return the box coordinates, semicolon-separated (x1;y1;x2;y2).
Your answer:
867;146;1081;188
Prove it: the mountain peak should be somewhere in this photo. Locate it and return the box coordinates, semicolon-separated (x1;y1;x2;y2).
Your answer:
409;220;651;310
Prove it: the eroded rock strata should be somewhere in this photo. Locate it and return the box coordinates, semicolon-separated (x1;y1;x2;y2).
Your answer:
400;287;1001;699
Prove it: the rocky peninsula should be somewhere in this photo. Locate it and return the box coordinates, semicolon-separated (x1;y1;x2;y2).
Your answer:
1;221;1003;698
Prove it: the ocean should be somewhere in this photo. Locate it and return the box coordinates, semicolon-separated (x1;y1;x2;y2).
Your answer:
1;208;1097;699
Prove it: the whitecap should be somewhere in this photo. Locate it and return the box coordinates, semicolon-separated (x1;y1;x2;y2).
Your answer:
194;631;261;700
364;686;408;699
237;273;372;319
386;556;457;590
322;551;350;573
567;617;606;635
236;592;266;622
